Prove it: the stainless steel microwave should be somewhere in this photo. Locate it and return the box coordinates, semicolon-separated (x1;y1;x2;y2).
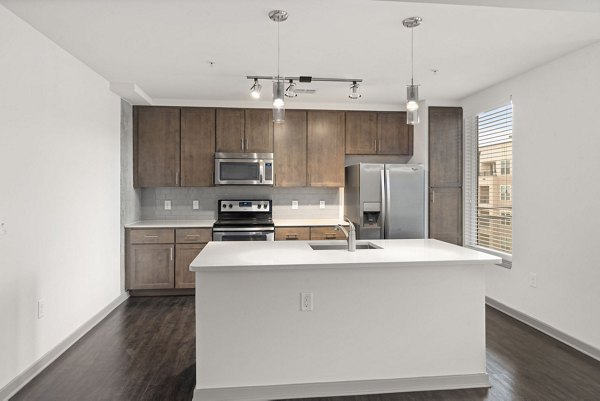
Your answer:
214;153;274;185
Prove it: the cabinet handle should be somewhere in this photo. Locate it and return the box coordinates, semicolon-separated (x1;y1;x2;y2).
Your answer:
170;247;173;261
307;173;311;186
241;138;244;151
274;173;277;186
376;138;380;153
245;138;249;151
373;139;377;152
186;235;200;238
176;171;179;185
144;235;158;238
431;190;435;203
286;234;298;240
324;233;336;239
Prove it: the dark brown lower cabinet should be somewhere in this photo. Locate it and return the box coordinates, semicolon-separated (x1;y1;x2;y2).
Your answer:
127;244;174;290
126;227;210;292
175;244;205;289
429;187;462;245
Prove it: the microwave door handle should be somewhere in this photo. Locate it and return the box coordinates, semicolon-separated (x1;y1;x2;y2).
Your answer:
259;161;264;183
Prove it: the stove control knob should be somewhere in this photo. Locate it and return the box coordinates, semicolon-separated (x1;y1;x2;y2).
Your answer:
228;204;233;208
222;204;226;208
257;204;262;209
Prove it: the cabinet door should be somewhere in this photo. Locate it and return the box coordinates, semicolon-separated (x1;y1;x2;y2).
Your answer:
307;111;345;187
216;108;245;153
175;244;205;289
134;107;180;187
377;112;413;155
245;109;273;153
429;107;462;187
310;226;346;240
275;227;310;241
429;187;462;246
345;111;377;155
181;108;215;186
274;110;307;187
127;244;174;289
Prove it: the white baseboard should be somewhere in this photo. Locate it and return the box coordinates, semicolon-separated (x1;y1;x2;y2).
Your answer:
0;292;130;401
192;373;490;401
486;296;600;362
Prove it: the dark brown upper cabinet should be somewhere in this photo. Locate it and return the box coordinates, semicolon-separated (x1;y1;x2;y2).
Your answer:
376;112;413;155
345;111;377;154
180;108;215;187
345;111;413;155
244;109;274;153
274;110;307;187
215;108;273;153
307;110;345;187
215;108;245;153
134;107;180;188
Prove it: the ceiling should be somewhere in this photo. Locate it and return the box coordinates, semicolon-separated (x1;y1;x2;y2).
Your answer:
3;0;600;108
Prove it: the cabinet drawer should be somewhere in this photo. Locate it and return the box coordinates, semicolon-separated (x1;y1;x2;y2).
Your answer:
129;229;174;244
275;227;310;241
176;228;212;243
310;226;346;240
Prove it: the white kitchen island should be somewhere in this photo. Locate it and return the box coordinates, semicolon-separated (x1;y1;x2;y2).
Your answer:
190;239;501;401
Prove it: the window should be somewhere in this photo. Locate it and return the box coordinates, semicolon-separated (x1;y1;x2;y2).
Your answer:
465;103;513;262
500;185;511;201
501;159;511;175
479;186;490;203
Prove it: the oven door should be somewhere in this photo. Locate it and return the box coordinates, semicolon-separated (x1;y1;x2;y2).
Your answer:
213;229;275;241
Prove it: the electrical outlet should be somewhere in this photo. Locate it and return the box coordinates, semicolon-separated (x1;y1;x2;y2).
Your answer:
0;219;6;235
164;200;172;210
192;200;199;210
37;299;45;319
320;201;326;209
292;200;299;210
300;292;313;312
529;272;537;288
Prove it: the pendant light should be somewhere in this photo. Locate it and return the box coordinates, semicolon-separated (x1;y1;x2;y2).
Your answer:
403;16;422;125
269;10;287;123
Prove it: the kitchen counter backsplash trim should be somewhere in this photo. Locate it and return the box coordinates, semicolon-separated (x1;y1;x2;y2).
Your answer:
125;219;347;229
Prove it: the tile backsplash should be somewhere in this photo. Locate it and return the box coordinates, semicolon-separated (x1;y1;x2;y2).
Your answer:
141;187;342;220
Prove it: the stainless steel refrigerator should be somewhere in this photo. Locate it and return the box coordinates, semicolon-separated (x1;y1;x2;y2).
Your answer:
344;163;425;239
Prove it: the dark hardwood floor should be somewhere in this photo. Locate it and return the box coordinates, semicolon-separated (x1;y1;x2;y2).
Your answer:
11;296;600;401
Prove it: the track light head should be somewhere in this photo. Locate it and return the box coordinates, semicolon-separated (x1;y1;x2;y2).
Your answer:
349;81;362;100
285;80;297;98
250;79;262;99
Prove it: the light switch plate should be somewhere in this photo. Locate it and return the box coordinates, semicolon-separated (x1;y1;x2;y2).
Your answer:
164;200;172;210
292;200;299;210
320;201;326;209
193;200;199;210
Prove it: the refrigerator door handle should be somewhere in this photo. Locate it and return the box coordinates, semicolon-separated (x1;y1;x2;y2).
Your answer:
380;169;386;239
385;169;391;238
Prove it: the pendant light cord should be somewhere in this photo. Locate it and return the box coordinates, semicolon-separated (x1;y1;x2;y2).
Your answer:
411;27;414;86
277;19;280;80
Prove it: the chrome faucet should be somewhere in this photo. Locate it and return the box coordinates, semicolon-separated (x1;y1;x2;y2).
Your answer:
335;218;356;252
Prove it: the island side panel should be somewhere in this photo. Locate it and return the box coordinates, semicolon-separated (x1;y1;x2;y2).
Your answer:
195;263;486;389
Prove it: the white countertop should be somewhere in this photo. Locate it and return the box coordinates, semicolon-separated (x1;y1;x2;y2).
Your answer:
190;239;502;271
126;219;347;228
125;220;215;228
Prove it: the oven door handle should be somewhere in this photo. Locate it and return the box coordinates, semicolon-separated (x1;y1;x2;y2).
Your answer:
212;227;275;232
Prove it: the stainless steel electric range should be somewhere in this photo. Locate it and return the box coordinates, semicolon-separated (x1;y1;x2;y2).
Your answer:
212;199;274;241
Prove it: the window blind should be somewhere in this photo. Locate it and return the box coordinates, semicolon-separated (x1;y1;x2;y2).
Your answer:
465;103;513;265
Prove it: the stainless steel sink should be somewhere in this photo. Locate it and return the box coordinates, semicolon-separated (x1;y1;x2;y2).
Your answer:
309;242;382;251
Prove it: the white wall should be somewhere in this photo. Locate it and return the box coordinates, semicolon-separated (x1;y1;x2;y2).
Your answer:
461;42;600;350
0;5;122;390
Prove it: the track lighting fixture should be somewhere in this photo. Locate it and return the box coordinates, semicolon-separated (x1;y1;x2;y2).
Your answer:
403;16;422;125
247;10;364;111
349;81;362;99
250;78;262;99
